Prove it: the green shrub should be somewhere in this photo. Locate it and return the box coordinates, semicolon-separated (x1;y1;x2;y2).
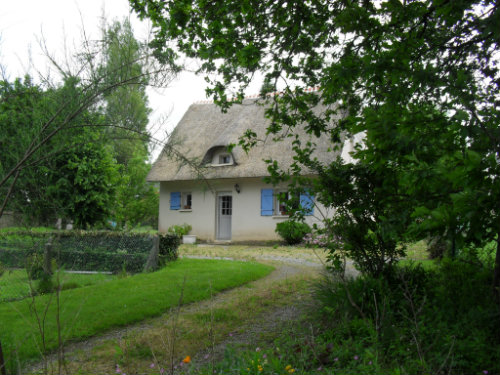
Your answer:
37;272;54;294
158;233;181;266
56;249;147;274
25;253;45;280
275;220;311;245
313;261;499;374
459;240;497;267
167;223;192;236
0;230;156;273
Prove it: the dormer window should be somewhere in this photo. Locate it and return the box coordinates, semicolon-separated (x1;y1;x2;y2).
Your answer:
202;146;236;166
219;154;231;164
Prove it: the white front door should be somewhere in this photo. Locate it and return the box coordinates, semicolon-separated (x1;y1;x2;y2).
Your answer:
217;193;232;240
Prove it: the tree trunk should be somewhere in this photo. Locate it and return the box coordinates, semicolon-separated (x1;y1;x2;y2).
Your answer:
493;231;500;302
0;340;6;375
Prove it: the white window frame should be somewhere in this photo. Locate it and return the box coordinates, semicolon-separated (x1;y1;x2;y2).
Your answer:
181;192;192;210
274;190;290;216
274;190;301;216
218;154;232;165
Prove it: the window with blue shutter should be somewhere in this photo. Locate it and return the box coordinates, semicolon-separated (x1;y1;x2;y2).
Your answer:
170;192;181;210
261;189;274;216
300;191;314;215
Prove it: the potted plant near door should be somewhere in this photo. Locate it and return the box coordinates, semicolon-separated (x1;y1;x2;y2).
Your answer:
168;224;196;244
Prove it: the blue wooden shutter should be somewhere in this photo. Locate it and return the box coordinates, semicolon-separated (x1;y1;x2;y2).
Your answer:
261;189;274;216
170;192;181;210
300;191;314;215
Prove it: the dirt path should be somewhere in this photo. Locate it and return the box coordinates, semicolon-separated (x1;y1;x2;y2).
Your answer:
26;250;349;374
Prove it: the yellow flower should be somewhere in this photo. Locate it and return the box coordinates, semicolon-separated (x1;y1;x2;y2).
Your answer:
182;355;191;363
285;365;292;371
258;364;263;371
288;369;295;374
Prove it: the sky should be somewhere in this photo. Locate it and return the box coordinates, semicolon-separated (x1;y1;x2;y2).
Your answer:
0;0;255;160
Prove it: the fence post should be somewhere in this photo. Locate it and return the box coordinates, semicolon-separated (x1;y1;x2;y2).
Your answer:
44;238;53;275
143;235;159;272
0;339;6;375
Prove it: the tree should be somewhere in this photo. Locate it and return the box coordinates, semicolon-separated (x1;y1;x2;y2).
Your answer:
131;0;500;290
0;18;173;227
114;148;159;227
98;19;159;228
47;127;120;228
0;76;121;228
99;19;151;165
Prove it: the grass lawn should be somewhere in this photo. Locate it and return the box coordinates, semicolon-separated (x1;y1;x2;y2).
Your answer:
58;257;319;374
0;258;273;370
0;269;115;302
180;243;328;263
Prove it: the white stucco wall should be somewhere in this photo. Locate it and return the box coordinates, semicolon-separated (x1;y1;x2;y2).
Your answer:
159;177;331;242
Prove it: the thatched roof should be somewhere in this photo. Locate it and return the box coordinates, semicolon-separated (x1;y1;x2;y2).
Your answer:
147;98;343;182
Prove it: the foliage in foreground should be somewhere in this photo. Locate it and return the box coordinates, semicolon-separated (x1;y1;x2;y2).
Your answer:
198;260;499;375
0;258;273;371
131;0;500;295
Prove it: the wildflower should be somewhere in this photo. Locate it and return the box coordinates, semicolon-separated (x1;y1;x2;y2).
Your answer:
116;365;122;374
263;354;267;359
204;354;210;359
285;365;292;371
354;355;359;360
483;371;488;375
160;369;165;374
317;366;323;371
183;355;191;363
334;357;339;362
258;364;263;371
149;363;155;368
288;369;295;373
256;347;261;352
368;361;372;365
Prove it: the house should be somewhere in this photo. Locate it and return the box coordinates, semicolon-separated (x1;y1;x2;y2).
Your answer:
147;96;348;242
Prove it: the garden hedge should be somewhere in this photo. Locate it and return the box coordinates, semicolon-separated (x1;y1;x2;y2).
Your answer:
0;230;180;273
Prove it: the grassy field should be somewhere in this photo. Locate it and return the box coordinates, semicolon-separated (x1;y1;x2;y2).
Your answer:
0;258;273;370
0;269;115;302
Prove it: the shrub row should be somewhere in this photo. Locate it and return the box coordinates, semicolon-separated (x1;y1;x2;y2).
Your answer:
0;230;154;253
0;231;180;273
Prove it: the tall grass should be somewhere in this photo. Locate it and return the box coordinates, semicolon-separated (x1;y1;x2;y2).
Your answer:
0;258;273;370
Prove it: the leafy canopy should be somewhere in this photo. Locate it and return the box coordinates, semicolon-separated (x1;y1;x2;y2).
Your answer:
1;19;160;229
131;0;500;277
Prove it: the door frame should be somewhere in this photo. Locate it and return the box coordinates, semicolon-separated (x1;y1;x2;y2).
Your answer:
216;192;232;240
